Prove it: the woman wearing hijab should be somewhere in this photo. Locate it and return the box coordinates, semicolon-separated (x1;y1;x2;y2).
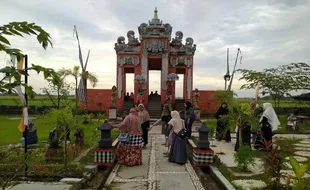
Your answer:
215;102;231;142
184;101;195;138
254;103;280;150
150;109;172;146
138;104;150;147
168;111;187;164
113;108;144;166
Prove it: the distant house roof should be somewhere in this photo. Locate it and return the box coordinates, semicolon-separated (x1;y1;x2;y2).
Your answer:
293;93;310;101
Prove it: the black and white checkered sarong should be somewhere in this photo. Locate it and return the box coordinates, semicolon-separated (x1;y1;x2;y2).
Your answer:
119;134;144;147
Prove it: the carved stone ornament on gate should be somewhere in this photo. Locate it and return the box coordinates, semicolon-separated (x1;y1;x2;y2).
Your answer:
125;57;133;64
118;56;140;66
193;88;200;108
114;36;126;52
127;30;139;45
145;40;167;55
178;56;185;65
170;57;178;67
185;57;193;67
114;36;140;53
111;85;117;108
171;31;183;46
184;37;197;55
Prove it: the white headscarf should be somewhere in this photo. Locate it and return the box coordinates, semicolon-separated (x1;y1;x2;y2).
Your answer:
260;103;280;131
168;111;184;133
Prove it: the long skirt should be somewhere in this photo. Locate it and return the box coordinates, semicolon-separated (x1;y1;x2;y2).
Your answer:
168;129;174;148
216;120;231;142
141;121;150;145
116;134;144;166
254;126;273;150
235;125;251;151
169;132;187;164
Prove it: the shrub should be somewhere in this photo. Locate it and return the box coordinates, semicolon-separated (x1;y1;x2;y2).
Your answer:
234;145;255;172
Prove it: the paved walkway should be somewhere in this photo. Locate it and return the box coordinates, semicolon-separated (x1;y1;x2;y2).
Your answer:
105;126;205;190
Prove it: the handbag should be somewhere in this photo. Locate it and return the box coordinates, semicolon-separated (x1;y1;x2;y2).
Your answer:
118;119;132;143
177;121;187;139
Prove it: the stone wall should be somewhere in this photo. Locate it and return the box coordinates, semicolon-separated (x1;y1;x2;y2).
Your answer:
195;90;218;115
83;89;219;115
80;89;113;114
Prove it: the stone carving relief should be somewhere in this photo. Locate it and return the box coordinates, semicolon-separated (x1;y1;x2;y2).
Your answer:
117;67;122;99
178;56;185;65
145;40;167;54
187;69;192;99
161;53;168;90
170;57;177;67
141;50;148;90
170;56;193;67
118;56;140;66
127;30;139;45
185;57;193;67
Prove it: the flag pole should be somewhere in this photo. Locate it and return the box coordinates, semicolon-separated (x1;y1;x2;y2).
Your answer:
227;48;241;92
23;54;28;178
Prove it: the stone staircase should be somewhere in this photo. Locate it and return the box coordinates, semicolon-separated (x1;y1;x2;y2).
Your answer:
174;99;185;111
122;99;134;113
148;96;162;119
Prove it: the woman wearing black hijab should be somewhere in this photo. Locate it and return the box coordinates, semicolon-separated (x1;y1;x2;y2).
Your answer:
150;109;172;146
184;101;195;138
215;102;231;142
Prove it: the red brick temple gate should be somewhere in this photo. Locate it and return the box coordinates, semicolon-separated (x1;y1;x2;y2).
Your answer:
83;8;219;118
114;8;196;116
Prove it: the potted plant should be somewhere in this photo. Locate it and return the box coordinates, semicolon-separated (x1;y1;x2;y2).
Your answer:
39;107;75;166
45;130;63;162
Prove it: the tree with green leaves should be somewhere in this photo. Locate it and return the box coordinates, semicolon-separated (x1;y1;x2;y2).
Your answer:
238;63;310;114
0;21;59;96
0;21;52;58
42;77;74;109
213;90;236;106
59;65;98;116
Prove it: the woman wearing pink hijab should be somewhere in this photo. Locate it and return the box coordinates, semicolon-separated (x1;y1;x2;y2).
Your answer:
113;108;144;166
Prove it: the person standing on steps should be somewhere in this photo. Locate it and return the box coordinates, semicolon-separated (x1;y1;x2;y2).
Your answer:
138;104;150;148
215;102;231;142
168;110;187;164
184;101;195;138
112;108;144;166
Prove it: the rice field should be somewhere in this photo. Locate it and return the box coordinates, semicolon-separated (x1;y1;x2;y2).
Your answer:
0;95;309;108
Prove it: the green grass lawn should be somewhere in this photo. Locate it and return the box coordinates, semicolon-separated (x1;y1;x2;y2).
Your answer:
0;115;119;146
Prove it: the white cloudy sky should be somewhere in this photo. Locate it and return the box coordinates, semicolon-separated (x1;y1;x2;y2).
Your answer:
1;0;309;98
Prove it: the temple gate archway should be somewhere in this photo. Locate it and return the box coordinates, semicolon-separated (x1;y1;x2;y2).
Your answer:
114;7;196;116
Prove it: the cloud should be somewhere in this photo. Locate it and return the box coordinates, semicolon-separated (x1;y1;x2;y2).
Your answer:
0;0;309;98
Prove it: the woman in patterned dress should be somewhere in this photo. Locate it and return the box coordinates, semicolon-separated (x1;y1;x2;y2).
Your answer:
113;108;144;166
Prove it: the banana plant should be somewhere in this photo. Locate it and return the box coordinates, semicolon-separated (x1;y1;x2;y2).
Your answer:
287;156;308;189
